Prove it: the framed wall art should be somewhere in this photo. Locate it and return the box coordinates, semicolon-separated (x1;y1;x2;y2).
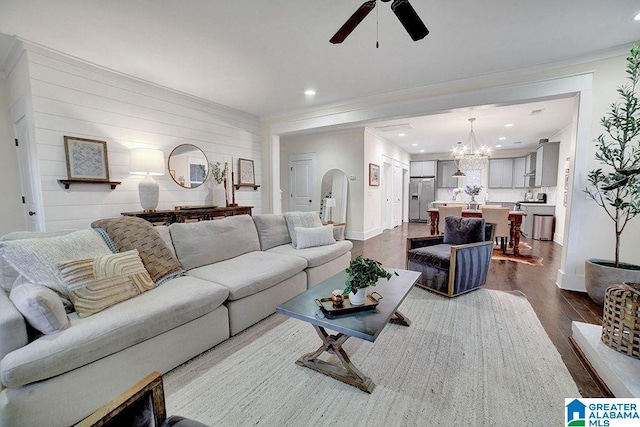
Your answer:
64;136;110;181
369;163;380;186
238;158;255;185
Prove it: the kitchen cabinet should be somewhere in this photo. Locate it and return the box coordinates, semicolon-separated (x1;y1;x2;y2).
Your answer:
534;141;560;187
512;157;527;188
410;160;436;177
437;160;458;188
488;158;514;188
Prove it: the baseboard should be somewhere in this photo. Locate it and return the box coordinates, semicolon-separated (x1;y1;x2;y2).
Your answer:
346;227;383;241
557;269;586;292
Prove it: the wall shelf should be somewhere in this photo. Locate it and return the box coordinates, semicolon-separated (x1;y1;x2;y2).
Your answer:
234;183;260;190
59;179;121;190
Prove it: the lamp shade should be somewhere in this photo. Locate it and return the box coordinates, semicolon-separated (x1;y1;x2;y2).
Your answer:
129;148;165;176
324;198;337;208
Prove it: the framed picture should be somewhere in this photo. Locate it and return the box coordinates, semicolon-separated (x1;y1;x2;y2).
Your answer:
238;158;255;185
369;163;380;186
63;136;110;181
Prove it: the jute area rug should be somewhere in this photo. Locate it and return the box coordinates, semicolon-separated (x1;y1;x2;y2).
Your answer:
164;287;579;426
492;242;543;266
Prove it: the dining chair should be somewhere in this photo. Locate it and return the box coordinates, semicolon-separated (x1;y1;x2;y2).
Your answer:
481;207;510;253
437;206;464;234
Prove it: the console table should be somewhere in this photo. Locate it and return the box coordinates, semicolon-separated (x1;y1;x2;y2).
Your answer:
122;206;253;225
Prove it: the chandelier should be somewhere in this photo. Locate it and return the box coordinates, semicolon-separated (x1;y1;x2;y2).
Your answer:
452;118;491;172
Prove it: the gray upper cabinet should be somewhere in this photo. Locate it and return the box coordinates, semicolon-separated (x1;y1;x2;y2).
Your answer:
534;141;560;187
437;160;458;188
512;157;527;188
488;158;514;188
410;160;436;177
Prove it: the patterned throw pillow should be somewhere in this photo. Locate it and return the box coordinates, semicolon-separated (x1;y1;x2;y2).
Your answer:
58;250;155;318
0;229;113;307
91;216;184;284
294;225;336;249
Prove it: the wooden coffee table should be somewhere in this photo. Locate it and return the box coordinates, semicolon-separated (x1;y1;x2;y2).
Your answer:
276;268;420;393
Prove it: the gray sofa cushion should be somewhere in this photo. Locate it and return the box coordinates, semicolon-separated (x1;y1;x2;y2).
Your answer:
252;214;291;250
170;215;260;270
407;244;453;270
188;251;307;301
267;240;353;268
283;211;322;248
0;275;229;388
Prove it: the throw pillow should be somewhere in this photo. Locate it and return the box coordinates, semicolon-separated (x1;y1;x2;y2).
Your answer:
9;283;70;334
283;211;323;248
91;216;184;284
443;217;486;245
58;249;155;318
294;225;336;249
0;229;113;306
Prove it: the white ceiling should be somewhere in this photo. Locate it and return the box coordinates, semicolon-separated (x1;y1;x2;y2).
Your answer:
1;0;639;120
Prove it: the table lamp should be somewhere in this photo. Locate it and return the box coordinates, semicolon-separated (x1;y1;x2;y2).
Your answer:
130;148;165;212
324;197;337;223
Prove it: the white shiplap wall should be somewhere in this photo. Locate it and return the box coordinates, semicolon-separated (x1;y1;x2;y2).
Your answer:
23;45;261;231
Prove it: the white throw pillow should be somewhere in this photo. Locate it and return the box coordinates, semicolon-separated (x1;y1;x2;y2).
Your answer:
10;283;70;334
294;225;336;249
283;211;323;248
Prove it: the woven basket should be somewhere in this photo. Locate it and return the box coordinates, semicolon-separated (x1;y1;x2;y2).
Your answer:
601;282;640;359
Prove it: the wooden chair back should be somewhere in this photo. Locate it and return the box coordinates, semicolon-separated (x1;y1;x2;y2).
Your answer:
437;206;464;234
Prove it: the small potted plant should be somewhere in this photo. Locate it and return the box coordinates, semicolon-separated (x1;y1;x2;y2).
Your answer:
343;256;397;306
208;161;228;207
583;44;640;305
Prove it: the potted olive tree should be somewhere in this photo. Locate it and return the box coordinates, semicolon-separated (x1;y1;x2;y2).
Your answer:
584;44;640;305
343;256;397;306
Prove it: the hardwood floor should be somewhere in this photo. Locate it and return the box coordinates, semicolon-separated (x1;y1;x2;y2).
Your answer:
350;222;608;397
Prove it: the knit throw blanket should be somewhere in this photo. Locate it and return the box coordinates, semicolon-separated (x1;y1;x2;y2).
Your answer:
92;216;184;284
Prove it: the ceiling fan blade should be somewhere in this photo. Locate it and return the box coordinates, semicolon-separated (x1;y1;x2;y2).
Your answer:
391;0;429;41
330;1;377;44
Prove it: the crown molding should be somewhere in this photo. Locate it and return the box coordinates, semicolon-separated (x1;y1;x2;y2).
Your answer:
0;35;24;78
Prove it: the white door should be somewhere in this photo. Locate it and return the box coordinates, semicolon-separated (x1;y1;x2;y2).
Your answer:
11;98;44;231
383;161;393;229
289;154;316;212
393;163;402;227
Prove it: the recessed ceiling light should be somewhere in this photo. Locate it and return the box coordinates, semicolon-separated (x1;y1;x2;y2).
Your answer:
635;12;640;20
498;137;506;141
399;133;406;137
304;89;316;96
411;143;418;146
504;123;513;128
495;144;502;148
419;149;425;153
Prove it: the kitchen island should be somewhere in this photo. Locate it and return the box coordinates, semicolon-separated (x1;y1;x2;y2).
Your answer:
428;208;527;256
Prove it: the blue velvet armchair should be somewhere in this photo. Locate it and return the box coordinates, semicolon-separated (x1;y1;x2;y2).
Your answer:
406;217;495;297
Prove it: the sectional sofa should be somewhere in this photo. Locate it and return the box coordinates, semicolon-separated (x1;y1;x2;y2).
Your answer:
0;212;352;427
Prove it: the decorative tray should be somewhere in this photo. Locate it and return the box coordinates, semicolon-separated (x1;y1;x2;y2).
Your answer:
315;292;382;316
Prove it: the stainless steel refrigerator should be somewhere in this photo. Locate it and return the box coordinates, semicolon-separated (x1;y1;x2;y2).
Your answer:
409;177;435;222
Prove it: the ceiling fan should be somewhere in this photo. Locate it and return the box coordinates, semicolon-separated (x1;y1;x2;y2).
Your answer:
330;0;429;45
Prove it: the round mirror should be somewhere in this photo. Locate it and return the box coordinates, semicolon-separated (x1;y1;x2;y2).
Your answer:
320;169;348;223
168;144;209;188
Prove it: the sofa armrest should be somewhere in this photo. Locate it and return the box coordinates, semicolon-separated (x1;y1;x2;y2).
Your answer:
406;235;444;251
0;290;28;367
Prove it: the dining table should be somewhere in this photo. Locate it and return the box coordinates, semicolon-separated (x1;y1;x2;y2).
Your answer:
427;208;527;256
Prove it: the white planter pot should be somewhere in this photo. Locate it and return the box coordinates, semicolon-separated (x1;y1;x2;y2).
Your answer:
349;287;368;306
